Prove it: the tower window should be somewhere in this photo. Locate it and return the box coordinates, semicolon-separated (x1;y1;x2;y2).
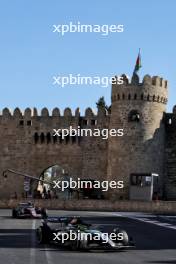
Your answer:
128;110;140;122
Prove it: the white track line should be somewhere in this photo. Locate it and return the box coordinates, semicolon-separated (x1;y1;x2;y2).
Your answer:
30;220;36;264
126;216;176;230
44;246;54;264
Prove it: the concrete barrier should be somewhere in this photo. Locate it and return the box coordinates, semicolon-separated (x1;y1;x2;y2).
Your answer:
0;199;176;214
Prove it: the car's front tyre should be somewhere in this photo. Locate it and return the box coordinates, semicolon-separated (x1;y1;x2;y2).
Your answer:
113;228;129;246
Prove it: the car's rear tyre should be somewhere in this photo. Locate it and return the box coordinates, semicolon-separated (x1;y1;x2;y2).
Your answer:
37;227;49;244
12;209;17;218
41;208;48;219
70;239;80;251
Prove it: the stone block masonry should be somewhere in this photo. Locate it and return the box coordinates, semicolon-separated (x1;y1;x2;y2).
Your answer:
0;73;176;201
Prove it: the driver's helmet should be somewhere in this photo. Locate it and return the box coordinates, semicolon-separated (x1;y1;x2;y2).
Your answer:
69;216;81;225
70;217;78;225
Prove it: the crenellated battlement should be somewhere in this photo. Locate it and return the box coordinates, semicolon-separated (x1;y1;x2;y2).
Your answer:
0;106;108;119
112;74;168;104
114;74;168;88
142;75;167;88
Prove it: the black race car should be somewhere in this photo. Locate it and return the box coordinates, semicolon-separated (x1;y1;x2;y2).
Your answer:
12;202;47;219
36;216;135;251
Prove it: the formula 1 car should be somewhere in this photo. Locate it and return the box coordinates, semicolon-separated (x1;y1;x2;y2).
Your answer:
12;202;47;219
36;216;135;251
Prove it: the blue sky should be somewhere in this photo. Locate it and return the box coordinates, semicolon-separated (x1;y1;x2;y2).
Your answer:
0;0;175;113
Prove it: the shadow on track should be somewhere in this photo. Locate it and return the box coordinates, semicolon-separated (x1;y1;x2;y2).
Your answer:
147;261;176;264
0;216;176;251
0;229;41;248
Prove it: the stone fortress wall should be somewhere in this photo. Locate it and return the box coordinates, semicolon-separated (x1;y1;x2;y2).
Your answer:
0;73;176;200
0;106;109;198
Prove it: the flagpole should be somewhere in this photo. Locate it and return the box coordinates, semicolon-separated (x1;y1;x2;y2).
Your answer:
139;48;141;56
132;49;142;77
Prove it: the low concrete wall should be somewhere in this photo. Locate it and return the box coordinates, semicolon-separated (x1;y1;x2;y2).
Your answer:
0;199;176;214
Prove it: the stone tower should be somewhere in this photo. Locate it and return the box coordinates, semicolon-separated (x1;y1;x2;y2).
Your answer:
107;74;168;199
165;106;176;200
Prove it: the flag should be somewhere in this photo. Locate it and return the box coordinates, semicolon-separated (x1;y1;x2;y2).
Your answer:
134;50;142;74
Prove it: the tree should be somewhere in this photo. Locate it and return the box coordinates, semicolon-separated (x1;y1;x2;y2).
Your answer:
96;96;108;110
